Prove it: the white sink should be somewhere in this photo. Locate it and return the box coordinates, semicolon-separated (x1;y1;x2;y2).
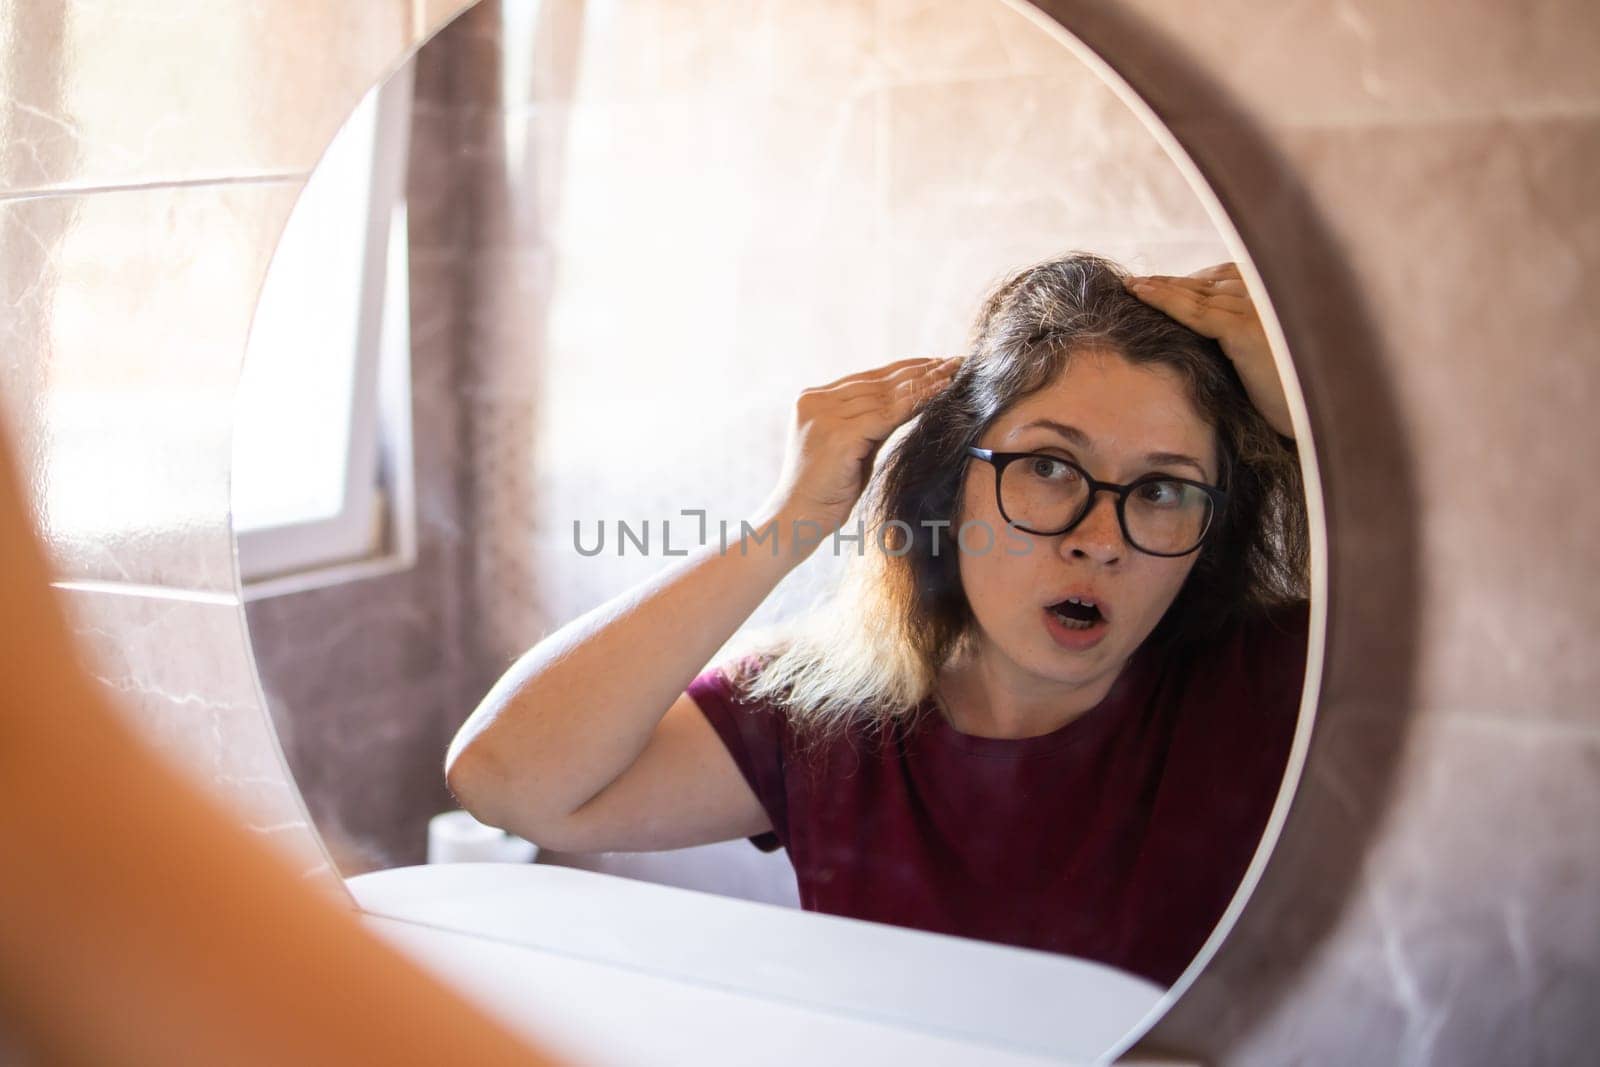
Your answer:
348;863;1165;1065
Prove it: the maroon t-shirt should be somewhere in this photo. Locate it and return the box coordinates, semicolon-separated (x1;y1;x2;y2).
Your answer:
686;600;1309;987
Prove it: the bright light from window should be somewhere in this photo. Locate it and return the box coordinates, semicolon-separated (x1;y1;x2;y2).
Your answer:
233;88;379;532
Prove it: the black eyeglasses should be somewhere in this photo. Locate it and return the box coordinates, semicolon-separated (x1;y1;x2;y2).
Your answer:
965;446;1227;557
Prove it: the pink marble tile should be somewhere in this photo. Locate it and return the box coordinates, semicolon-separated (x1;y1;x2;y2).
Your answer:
0;181;300;592
1148;706;1600;1064
246;548;462;713
1112;0;1600;127
405;101;472;256
248;604;470;871
52;586;337;885
883;72;1220;246
413;0;507;108
406;248;470;437
472;0;880;107
651;1;782;99
462;248;554;400
465;394;547;663
477;83;880;256
655;0;884;96
758;0;882;91
1270;117;1600;724
0;2;411;194
451;106;562;251
879;0;1086;82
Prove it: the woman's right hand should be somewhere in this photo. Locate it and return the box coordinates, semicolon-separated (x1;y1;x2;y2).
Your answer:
759;355;963;546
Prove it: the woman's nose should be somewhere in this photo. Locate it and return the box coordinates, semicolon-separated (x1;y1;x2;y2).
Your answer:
1059;491;1126;562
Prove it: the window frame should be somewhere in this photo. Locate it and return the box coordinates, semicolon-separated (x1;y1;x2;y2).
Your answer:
234;62;417;600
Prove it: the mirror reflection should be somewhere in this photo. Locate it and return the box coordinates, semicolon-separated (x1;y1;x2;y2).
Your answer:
237;0;1312;1013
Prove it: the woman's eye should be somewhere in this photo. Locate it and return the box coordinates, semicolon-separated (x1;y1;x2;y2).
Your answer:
1029;457;1077;480
1137;480;1183;506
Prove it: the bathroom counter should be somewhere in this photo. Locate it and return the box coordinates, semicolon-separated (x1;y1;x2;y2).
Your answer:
347;862;1165;1066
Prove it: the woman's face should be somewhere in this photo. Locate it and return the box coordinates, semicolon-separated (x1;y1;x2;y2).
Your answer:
954;346;1220;701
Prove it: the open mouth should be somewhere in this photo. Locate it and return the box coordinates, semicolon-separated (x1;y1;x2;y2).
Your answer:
1046;597;1105;631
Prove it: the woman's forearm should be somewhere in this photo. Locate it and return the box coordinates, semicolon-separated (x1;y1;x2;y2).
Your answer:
444;505;810;836
446;355;963;838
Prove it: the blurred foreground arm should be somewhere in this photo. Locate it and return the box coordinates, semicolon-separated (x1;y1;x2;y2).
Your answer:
0;418;572;1065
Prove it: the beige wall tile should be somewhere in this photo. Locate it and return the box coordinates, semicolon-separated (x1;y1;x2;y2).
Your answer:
658;0;884;96
477;0;879;108
53;587;336;883
1156;707;1600;1063
1115;0;1600;126
405;102;471;255
883;71;1219;246
880;0;1087;82
0;181;299;592
250;616;469;871
493;85;880;256
0;2;412;195
1272;116;1600;723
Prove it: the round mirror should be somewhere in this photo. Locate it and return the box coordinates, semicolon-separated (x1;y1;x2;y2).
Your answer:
234;0;1324;1059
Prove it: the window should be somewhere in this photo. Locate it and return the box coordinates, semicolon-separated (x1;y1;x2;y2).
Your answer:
232;62;416;598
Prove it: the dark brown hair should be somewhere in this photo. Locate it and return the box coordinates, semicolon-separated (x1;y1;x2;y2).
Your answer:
882;250;1306;660
731;250;1309;747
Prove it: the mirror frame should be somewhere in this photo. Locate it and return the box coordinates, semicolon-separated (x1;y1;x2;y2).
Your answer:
233;1;1341;1060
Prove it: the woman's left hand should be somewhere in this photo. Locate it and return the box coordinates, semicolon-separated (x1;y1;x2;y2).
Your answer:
1123;262;1295;441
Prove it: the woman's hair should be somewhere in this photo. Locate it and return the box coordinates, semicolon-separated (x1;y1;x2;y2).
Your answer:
724;250;1309;755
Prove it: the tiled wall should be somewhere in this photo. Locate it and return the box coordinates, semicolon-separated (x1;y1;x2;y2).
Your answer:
1;2;1594;1065
0;2;457;892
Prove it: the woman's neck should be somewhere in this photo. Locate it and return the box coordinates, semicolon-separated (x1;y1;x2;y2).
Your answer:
935;641;1125;740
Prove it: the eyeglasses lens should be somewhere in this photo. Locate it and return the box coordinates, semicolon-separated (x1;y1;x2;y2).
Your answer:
1000;456;1213;554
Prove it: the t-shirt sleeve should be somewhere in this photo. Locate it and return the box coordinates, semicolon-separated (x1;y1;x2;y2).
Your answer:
684;659;788;853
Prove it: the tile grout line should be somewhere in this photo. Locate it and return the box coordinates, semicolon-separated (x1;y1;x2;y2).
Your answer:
52;579;240;606
0;170;310;204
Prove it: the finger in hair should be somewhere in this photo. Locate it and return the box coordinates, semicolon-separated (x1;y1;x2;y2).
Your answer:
815;356;943;393
1190;261;1243;281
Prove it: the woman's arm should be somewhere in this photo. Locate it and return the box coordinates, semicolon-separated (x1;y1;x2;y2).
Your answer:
445;356;962;845
444;511;804;839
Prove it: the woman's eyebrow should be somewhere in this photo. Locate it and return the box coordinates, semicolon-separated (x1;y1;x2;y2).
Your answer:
1143;452;1209;478
1016;418;1208;477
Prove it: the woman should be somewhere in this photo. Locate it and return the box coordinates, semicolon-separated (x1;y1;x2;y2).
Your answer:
446;252;1310;987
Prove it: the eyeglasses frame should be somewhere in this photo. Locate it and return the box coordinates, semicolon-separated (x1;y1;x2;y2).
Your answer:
964;445;1229;558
